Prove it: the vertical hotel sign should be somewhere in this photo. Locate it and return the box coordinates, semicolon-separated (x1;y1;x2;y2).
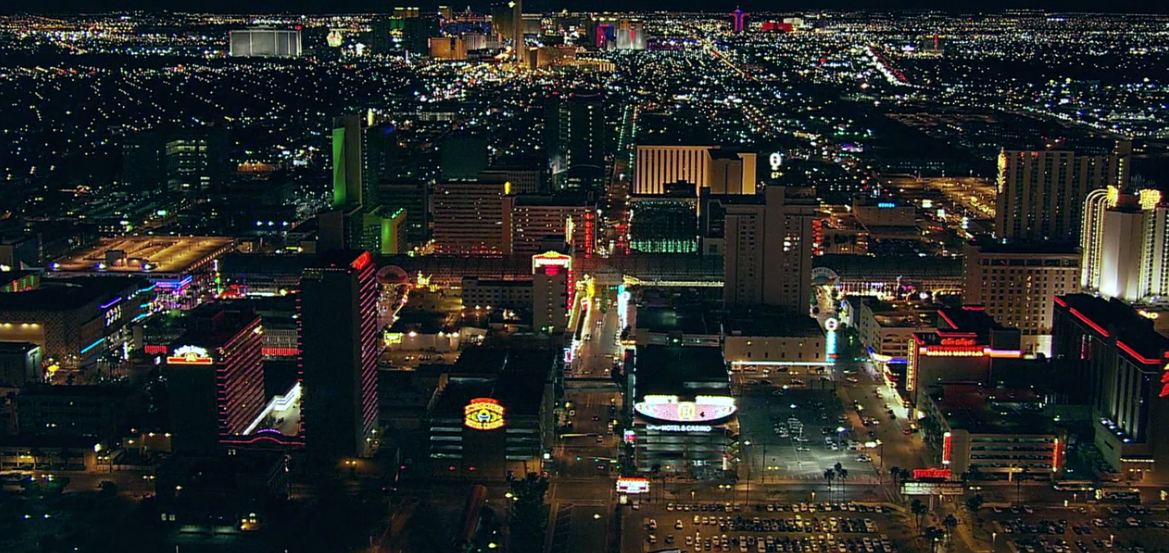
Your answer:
905;338;918;392
942;432;953;465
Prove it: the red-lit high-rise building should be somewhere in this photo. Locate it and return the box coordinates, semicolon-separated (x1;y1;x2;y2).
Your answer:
299;250;380;464
163;303;265;452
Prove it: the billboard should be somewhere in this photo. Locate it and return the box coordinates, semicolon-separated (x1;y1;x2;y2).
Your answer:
464;398;506;431
167;345;213;365
617;477;650;494
633;395;737;424
901;482;964;496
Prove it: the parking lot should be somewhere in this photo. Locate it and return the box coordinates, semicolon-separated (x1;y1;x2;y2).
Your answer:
633;502;917;553
737;387;883;483
986;504;1169;553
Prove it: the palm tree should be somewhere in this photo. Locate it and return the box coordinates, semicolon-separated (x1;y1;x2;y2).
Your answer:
911;499;928;529
942;514;959;543
824;468;836;496
965;494;984;515
835;467;849;502
924;526;945;553
889;466;902;486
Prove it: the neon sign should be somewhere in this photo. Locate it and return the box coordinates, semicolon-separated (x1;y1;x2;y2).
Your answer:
645;424;713;432
912;468;951;480
167;345;213;365
464;398;505;431
634;395;737;424
942;432;952;465
616;477;649;494
939;338;977;346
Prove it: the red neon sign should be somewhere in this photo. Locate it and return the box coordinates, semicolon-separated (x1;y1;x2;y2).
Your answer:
942;432;952;465
912;468;951;480
351;251;372;271
939;338;977;347
144;344;168;355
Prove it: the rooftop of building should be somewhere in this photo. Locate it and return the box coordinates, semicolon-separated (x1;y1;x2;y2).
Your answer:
637;306;712;336
723;309;823;337
928;382;1057;435
508;193;593;207
815;254;962;280
860;299;938;329
0;276;144;312
51;236;235;275
634;345;729;399
173;303;261;349
914;306;1020;349
18;383;134;399
307;249;371;270
0;341;39;354
966;239;1079;255
431;348;554;417
1055;294;1169;363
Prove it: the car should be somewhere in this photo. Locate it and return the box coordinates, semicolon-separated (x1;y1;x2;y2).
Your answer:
666;535;675;545
687;536;694;546
591;415;600;421
903;429;912;435
596;436;604;443
846;378;859;383
647;535;657;544
676;520;684;530
667;503;675;512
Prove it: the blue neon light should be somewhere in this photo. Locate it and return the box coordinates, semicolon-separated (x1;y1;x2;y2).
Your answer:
80;338;104;355
877;202;896;208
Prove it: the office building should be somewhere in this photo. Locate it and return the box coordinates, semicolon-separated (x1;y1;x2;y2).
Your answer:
429;36;467;60
629;189;700;254
228;28;302;58
505;194;595;256
333;115;364;208
532;251;572;333
1051;294;1169;482
362;123;400;210
995;140;1131;241
633;145;756;196
379;183;429;245
546;91;606;191
124;129;229;194
162;303;264;452
299;251;380;463
723;187;819;311
905;306;1022;406
1081;187;1168;302
440;136;489;181
16;384;131;439
847;298;936;386
723;310;829;378
431;181;508;255
461;277;532;312
918;383;1065;480
963;241;1082;355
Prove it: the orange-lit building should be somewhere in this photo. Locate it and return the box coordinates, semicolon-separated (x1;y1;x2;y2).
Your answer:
429;36;467;60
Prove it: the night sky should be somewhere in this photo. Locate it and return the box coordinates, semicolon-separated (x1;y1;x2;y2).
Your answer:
2;0;1168;15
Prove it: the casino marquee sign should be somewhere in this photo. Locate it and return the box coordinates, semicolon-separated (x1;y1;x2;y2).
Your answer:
465;398;506;431
633;395;737;425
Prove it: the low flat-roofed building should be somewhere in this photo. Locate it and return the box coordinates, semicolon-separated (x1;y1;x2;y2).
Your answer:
845;298;937;389
0;435;104;471
426;348;557;478
0;342;42;388
460;277;532;312
920;382;1065;480
633;306;719;347
16;384;132;440
0;276;151;368
627;345;733;477
51;236;234;282
723;309;828;378
1051;294;1169;482
154;450;290;531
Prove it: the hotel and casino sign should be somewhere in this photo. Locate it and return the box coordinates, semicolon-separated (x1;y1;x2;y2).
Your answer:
464;398;506;431
167;345;213;365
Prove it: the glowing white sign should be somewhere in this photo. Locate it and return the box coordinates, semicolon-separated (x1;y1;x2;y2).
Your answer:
646;424;714;432
769;152;784;170
633;395;737;423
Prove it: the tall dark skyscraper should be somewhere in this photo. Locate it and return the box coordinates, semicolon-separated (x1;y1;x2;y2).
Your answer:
299;250;380;464
546;90;605;191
